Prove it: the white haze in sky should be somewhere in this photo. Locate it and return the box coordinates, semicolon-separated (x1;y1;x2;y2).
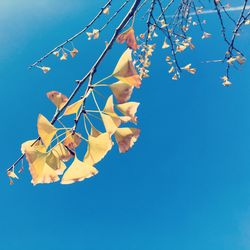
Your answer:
189;5;250;16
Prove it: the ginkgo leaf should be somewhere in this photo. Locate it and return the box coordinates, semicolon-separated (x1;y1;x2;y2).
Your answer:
7;170;19;179
21;139;46;154
32;164;60;185
202;32;211;39
61;156;98;185
162;38;170;49
86;29;100;40
114;128;140;153
40;66;51;74
116;27;138;51
103;6;110;14
60;52;68;60
84;132;113;165
53;51;60;57
70;48;79;58
110;81;134;104
101;95;130;133
24;147;48;185
37;114;57;148
52;142;73;162
47;91;68;109
64;131;82;150
113;49;141;88
63;99;83;116
116;102;140;123
101;113;120;134
25;146;66;185
91;125;102;137
45;151;67;175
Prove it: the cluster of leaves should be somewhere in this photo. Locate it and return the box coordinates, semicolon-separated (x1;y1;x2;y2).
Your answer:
7;0;250;185
8;29;141;185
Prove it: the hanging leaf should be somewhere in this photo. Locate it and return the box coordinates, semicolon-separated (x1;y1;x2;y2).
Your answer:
114;128;140;153
116;102;140;123
70;48;79;58
52;142;74;162
113;49;141;88
84;132;113;165
116;27;138;51
110;81;134;104
47;91;68;109
61;156;98;185
37;114;57;148
63;99;83;116
64;131;82;150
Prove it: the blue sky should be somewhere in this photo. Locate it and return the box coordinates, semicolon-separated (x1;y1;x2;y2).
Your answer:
1;1;250;250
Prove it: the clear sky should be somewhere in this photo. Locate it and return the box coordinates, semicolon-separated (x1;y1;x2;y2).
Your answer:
1;1;250;250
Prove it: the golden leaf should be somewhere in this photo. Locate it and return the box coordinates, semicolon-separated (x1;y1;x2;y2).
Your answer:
103;6;110;14
52;142;73;162
61;156;98;185
47;91;68;109
114;128;140;153
63;99;83;116
60;52;68;60
40;66;51;73
113;49;141;88
84;132;113;165
70;48;79;58
116;102;139;123
64;131;82;150
37;114;57;148
7;170;19;179
116;27;138;51
110;81;134;104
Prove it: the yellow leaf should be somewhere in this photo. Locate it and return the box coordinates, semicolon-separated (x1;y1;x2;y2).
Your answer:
21;139;46;154
61;156;98;185
70;48;79;58
40;66;51;74
103;6;110;14
162;39;170;49
116;102;139;124
84;132;113;165
37;114;57;148
60;52;68;60
52;142;73;162
45;151;67;175
63;99;83;116
110;81;134;104
7;170;19;179
116;27;138;51
47;91;68;109
64;131;82;150
113;49;141;88
114;128;140;153
25;146;66;185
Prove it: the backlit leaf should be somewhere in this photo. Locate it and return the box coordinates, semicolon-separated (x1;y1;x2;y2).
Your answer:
37;114;57;148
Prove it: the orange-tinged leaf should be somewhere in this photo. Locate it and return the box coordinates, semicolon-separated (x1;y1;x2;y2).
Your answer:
116;102;139;123
70;48;79;58
47;91;68;109
37;114;57;148
113;49;141;88
7;170;19;179
52;142;73;162
110;81;134;104
64;131;82;150
115;128;140;153
61;156;98;185
116;27;138;51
